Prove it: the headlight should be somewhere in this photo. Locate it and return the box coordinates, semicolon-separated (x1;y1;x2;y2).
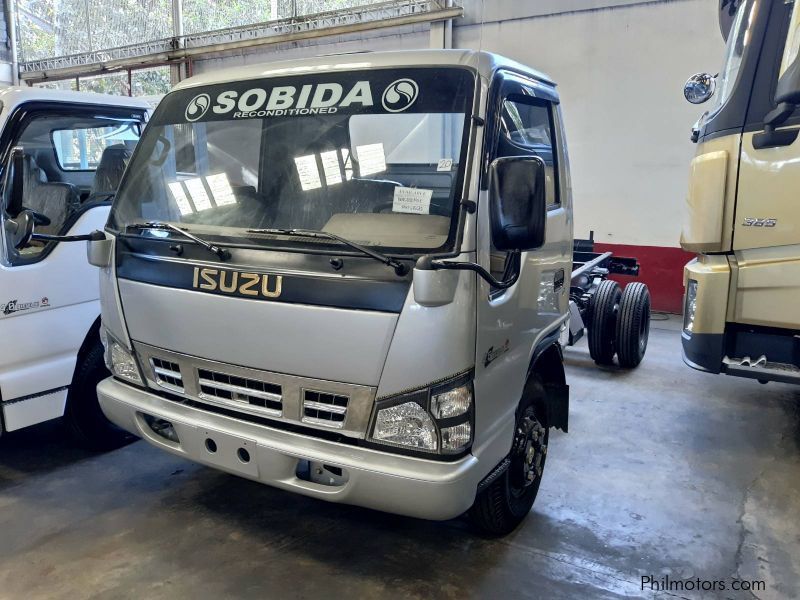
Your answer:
431;385;471;419
372;401;438;451
684;279;698;333
103;329;144;386
369;372;473;455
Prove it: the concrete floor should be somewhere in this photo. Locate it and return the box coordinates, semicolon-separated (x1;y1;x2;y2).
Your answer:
1;317;799;599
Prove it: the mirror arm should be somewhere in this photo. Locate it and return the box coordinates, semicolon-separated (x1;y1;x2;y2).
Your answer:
31;230;106;243
763;102;795;131
753;102;799;150
421;251;521;291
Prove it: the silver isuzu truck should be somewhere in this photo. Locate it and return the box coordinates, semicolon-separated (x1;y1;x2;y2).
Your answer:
6;50;573;535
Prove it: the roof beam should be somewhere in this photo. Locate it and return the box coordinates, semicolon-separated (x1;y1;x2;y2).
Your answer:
20;1;463;83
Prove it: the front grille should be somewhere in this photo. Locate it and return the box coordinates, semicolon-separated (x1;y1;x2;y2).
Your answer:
134;342;375;439
303;390;349;428
198;369;282;416
151;358;183;393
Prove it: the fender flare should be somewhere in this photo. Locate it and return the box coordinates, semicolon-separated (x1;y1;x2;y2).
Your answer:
527;332;569;433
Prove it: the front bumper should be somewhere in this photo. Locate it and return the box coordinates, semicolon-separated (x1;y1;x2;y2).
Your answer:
98;377;483;520
681;331;724;374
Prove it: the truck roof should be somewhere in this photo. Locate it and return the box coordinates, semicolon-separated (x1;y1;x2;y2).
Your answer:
0;86;151;112
172;50;555;91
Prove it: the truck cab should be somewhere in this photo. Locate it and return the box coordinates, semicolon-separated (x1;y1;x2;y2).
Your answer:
0;87;149;446
10;51;573;534
681;0;800;384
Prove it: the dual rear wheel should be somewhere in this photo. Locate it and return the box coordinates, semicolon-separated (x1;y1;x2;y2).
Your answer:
587;280;651;368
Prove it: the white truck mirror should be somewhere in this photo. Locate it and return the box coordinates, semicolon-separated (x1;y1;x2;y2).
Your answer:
87;233;113;268
412;265;459;307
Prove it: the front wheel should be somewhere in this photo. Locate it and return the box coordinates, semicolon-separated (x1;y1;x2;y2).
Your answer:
468;379;549;536
64;338;134;451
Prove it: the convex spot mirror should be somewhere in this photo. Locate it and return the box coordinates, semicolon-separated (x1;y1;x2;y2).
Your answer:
684;73;717;105
488;155;547;252
1;147;35;250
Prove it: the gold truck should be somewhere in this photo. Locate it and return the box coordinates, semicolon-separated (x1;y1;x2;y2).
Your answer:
681;0;800;384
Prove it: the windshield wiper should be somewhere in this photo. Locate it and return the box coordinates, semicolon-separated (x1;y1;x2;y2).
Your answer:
127;221;231;261
247;228;409;276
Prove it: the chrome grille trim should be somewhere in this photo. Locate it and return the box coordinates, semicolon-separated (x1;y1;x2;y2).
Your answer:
303;401;347;414
133;341;375;439
302;389;350;429
197;377;282;404
151;358;184;393
197;369;283;418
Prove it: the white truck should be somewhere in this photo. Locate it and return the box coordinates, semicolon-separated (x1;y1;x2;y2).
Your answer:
0;87;149;448
6;50;572;534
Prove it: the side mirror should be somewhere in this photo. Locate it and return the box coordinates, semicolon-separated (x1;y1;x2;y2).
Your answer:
3;208;35;249
488;156;547;252
684;73;716;105
753;58;800;149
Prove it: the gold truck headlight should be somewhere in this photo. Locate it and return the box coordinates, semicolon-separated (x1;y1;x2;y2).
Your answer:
684;279;698;333
369;373;474;455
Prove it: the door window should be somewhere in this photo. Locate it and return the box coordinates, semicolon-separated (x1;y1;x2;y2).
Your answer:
498;97;559;207
781;0;800;77
490;95;558;279
5;111;141;264
52;124;139;171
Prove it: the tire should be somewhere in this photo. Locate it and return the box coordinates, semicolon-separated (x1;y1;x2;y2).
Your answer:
615;282;651;368
469;377;549;537
587;280;622;365
64;338;134;451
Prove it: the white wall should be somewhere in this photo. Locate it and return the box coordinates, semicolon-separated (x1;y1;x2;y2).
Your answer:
193;0;725;248
455;0;725;247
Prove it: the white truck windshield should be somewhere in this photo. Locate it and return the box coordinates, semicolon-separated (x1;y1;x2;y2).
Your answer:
111;68;475;253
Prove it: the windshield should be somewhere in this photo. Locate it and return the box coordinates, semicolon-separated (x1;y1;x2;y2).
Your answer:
712;0;757;114
110;68;475;254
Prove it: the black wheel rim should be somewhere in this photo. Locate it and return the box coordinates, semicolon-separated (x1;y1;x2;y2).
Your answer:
509;408;547;498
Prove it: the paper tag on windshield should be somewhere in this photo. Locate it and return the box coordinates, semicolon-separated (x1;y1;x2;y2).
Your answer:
437;158;453;172
392;187;433;215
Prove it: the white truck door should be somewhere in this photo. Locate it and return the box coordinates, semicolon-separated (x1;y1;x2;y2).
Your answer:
0;106;142;433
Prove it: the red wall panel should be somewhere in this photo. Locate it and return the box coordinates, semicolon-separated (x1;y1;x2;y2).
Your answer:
592;243;696;314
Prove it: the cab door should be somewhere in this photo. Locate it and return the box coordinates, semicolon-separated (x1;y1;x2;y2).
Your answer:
473;72;572;460
731;0;800;330
0;105;142;432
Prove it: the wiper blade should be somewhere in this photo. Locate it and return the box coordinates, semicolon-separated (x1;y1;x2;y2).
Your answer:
247;228;409;276
127;221;231;261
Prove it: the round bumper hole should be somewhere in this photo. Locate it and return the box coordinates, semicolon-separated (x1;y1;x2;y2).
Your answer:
237;447;251;463
205;438;217;453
